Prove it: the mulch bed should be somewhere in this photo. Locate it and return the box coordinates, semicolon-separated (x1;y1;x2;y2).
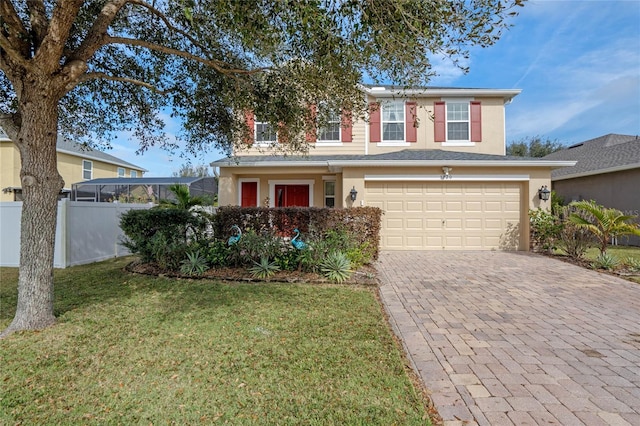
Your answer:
125;260;380;286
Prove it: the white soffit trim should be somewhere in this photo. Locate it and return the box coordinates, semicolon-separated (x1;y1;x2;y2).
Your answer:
552;163;640;181
365;174;530;182
330;160;576;168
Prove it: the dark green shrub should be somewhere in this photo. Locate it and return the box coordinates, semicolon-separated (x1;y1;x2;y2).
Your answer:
120;208;211;268
206;240;230;267
226;229;292;267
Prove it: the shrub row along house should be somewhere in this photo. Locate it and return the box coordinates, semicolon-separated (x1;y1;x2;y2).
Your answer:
212;85;575;251
0;128;146;201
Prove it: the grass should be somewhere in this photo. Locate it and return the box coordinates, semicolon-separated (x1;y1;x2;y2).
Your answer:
583;245;640;262
0;258;430;425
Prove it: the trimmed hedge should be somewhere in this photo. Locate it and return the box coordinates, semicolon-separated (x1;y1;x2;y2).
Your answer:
215;206;383;259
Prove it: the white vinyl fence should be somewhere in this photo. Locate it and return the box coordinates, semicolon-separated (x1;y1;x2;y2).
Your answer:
0;200;152;268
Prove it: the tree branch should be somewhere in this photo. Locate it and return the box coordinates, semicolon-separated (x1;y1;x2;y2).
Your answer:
0;32;30;69
69;0;128;63
0;0;31;58
0;112;20;141
26;0;49;51
33;0;85;72
79;72;170;95
106;36;270;76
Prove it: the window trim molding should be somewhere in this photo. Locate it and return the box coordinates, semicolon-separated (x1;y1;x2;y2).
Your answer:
381;100;405;143
82;159;93;180
254;120;278;147
440;97;475;144
323;178;337;208
117;167;125;177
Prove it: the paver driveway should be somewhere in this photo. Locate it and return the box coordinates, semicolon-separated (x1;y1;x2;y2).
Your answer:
376;251;640;426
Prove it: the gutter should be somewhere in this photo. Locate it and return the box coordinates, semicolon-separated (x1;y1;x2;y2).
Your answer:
212;159;576;169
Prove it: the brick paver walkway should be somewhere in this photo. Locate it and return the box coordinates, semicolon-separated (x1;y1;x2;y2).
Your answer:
376;251;640;426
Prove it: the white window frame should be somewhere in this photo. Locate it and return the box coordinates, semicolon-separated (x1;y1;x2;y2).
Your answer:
322;177;336;208
378;100;411;146
82;160;92;180
254;120;277;147
267;179;315;208
130;170;138;178
238;178;261;206
117;167;125;177
317;110;342;145
442;98;475;147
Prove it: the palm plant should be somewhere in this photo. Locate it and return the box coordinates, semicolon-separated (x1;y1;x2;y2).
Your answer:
158;184;211;210
568;200;640;255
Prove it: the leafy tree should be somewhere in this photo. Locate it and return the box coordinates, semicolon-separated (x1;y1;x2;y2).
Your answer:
173;164;211;178
0;0;524;337
569;200;640;255
507;136;564;157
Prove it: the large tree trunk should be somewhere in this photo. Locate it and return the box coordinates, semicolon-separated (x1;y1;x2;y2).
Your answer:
0;89;64;337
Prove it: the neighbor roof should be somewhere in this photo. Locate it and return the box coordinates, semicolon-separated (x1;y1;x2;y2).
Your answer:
75;177;210;186
56;138;147;172
544;134;640;180
211;149;574;168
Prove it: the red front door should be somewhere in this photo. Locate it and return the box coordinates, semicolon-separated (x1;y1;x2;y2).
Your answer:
275;185;309;207
241;182;258;207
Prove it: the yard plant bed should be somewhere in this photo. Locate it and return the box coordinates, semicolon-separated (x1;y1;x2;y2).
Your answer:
126;259;380;286
0;258;431;425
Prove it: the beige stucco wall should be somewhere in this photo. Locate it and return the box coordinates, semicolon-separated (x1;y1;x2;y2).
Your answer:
0;140;21;201
235;95;509;158
217;163;555;250
0;140;145;201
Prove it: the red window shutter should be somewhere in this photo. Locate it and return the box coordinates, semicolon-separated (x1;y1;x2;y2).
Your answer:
470;101;482;142
434;102;445;142
369;102;381;143
306;104;317;143
341;109;352;142
405;102;417;143
244;111;255;145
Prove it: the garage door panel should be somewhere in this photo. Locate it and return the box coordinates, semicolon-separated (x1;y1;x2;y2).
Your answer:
366;181;521;250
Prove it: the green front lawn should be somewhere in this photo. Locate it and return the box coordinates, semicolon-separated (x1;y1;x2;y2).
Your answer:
583;245;640;262
0;259;430;425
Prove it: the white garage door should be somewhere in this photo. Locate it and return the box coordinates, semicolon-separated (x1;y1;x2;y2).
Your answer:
367;181;521;250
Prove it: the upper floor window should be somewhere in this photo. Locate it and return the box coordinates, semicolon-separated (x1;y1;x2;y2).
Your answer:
446;102;469;141
82;160;92;180
255;121;277;145
382;101;405;142
318;111;341;142
434;100;482;145
130;170;138;178
369;101;417;144
117;167;125;177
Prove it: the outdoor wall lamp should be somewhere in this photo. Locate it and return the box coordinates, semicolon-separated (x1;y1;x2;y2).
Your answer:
538;185;551;201
349;186;358;202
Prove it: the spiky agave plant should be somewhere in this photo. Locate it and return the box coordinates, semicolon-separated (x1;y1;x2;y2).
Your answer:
320;251;352;283
249;256;281;280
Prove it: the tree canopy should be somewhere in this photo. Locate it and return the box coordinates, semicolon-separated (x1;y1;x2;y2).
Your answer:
0;0;524;336
506;135;565;157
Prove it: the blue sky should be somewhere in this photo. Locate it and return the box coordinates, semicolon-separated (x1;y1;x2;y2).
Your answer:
112;0;640;176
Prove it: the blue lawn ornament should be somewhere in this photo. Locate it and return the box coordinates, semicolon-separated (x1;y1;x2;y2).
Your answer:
228;225;242;246
291;228;307;250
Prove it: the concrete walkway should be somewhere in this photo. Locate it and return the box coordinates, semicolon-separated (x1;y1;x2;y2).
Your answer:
376;251;640;426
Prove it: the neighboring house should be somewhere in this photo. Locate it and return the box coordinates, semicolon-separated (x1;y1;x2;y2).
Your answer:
211;85;574;251
71;176;218;203
544;133;640;246
0;128;146;201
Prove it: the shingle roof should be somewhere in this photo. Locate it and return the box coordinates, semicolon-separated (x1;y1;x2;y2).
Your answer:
212;149;571;167
544;134;640;180
76;177;207;185
56;138;146;171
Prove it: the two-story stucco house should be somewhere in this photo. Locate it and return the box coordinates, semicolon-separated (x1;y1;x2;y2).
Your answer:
1;128;146;201
211;85;574;251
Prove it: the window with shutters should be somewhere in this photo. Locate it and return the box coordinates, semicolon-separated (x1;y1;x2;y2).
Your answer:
434;99;482;146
